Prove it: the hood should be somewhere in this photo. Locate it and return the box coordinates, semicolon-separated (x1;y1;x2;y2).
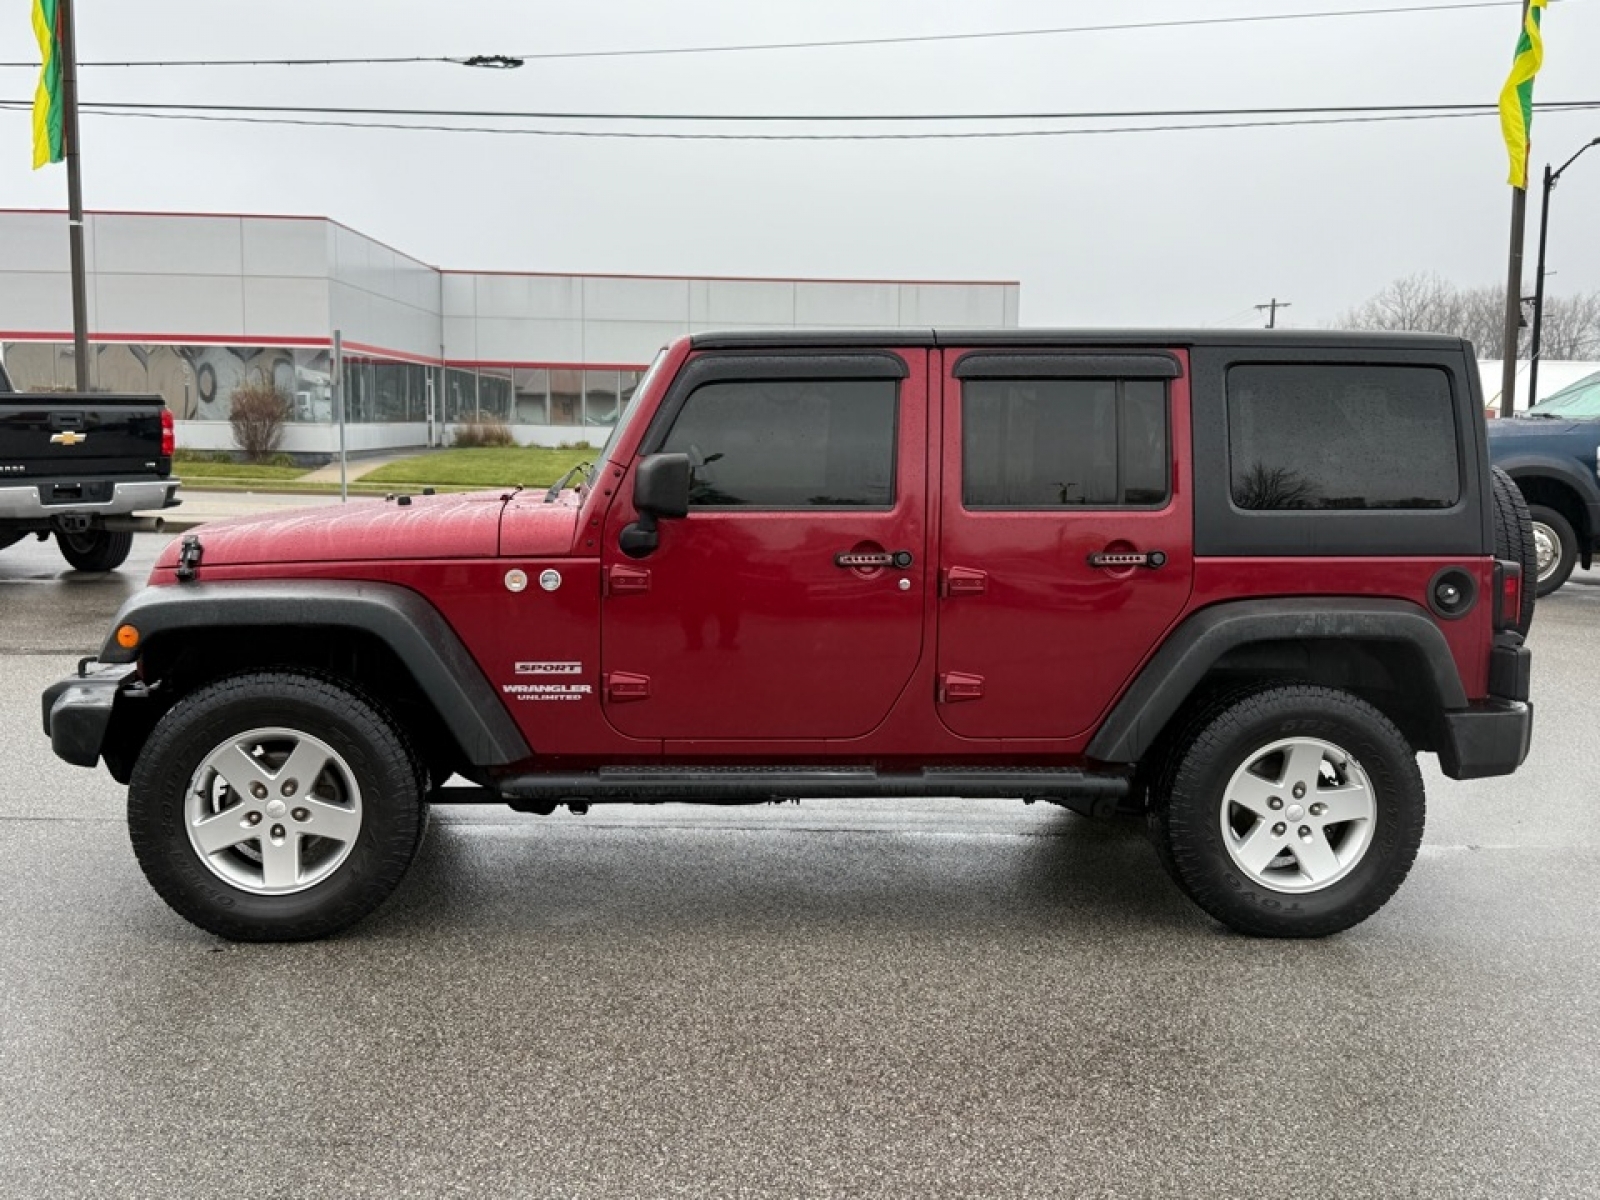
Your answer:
154;491;512;569
498;489;584;556
1487;416;1591;439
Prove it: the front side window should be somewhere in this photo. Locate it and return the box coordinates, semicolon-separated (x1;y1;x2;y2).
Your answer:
660;379;897;507
962;378;1169;508
1228;364;1459;510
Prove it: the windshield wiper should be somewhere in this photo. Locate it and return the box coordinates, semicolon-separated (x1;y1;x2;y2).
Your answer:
543;462;593;503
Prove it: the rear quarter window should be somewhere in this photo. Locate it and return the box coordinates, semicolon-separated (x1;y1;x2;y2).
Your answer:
1227;364;1460;510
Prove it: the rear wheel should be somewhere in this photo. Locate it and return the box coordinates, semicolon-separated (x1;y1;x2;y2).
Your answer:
57;528;133;572
128;671;425;941
1528;504;1577;597
1151;684;1424;937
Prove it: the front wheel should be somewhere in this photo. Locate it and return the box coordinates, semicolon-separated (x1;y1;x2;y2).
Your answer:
128;672;425;941
57;528;133;572
1528;504;1577;597
1152;684;1424;938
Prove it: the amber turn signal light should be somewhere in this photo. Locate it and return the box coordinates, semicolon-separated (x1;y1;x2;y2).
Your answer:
115;624;140;650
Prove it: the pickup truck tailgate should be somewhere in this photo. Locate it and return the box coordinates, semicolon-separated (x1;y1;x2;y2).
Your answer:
0;394;170;478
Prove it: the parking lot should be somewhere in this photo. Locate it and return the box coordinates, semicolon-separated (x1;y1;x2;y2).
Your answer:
4;529;1599;1199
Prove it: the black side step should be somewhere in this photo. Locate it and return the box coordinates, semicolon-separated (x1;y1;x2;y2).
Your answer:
435;766;1130;806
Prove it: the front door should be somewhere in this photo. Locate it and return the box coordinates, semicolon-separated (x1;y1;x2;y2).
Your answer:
601;350;930;742
935;347;1195;740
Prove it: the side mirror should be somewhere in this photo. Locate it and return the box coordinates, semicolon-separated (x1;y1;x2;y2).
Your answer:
620;453;690;559
634;452;690;519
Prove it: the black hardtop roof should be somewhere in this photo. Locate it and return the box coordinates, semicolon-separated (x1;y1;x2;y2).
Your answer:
690;328;1472;352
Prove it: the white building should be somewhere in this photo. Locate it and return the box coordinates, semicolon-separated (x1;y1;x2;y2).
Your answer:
0;209;1021;454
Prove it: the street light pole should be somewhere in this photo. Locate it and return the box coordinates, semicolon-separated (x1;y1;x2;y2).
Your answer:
1528;136;1600;408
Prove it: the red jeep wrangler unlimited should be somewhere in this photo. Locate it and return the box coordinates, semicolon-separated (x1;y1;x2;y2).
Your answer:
44;330;1535;941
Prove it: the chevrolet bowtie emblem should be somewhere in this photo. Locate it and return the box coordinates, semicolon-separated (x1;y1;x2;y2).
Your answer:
50;431;88;447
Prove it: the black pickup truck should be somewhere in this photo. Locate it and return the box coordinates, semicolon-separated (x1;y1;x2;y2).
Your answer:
1487;368;1600;595
0;359;181;571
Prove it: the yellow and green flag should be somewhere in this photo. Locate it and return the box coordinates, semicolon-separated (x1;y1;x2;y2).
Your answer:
1498;0;1547;190
32;0;64;168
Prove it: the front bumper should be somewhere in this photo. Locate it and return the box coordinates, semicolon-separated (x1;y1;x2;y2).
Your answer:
41;663;138;769
0;477;181;521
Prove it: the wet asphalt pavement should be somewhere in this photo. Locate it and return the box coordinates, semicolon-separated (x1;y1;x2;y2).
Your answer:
3;531;1599;1198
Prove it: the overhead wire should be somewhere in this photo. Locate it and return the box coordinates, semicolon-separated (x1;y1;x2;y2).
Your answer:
10;99;1599;124
0;1;1550;70
1;99;1595;141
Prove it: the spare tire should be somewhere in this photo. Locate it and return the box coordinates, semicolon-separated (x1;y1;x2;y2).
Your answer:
1490;465;1537;635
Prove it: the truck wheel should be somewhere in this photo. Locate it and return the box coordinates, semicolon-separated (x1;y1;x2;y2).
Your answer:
57;529;133;572
1527;504;1576;597
1490;467;1537;632
1154;684;1424;938
128;672;425;942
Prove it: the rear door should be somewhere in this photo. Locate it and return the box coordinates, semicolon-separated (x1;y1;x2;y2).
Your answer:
934;348;1195;740
600;349;930;741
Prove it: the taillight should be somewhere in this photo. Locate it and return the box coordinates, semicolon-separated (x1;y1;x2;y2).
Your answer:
160;408;175;457
1494;560;1523;632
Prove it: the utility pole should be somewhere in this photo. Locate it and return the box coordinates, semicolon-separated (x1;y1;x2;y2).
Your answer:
58;0;90;392
1528;137;1600;407
1498;0;1539;418
1254;298;1291;329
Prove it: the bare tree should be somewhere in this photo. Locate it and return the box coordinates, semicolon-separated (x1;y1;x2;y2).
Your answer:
1539;292;1600;359
1334;273;1600;360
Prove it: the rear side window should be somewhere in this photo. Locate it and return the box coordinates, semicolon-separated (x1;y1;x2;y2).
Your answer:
962;378;1169;508
660;379;897;507
1227;364;1460;510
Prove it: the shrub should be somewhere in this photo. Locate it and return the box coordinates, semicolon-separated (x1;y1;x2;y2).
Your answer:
228;381;292;463
452;419;516;448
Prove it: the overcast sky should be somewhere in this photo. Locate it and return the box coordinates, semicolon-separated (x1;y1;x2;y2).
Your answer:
2;0;1598;328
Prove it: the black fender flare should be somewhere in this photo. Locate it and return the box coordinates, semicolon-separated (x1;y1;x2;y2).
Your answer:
1085;598;1468;764
1496;454;1600;533
98;580;531;767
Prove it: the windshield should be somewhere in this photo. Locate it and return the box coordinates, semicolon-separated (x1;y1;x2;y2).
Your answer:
1525;370;1600;418
590;348;667;479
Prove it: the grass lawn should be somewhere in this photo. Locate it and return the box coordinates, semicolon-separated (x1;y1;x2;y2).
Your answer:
361;446;596;489
170;460;310;481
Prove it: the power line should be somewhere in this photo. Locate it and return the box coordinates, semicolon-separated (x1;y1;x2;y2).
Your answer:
13;98;1600;124
0;1;1542;70
2;99;1595;141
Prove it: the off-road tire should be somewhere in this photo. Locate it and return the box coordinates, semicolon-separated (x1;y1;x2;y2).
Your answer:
1527;503;1577;598
128;671;425;942
57;529;134;572
1154;683;1424;938
1490;466;1537;632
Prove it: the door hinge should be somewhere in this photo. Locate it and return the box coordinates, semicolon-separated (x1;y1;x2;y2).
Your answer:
941;566;988;597
938;672;985;703
604;672;651;702
606;564;651;596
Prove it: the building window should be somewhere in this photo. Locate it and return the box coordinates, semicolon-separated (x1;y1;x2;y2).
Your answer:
513;368;549;424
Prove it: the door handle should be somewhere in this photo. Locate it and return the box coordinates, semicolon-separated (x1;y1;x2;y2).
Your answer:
1087;549;1167;570
835;550;914;569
